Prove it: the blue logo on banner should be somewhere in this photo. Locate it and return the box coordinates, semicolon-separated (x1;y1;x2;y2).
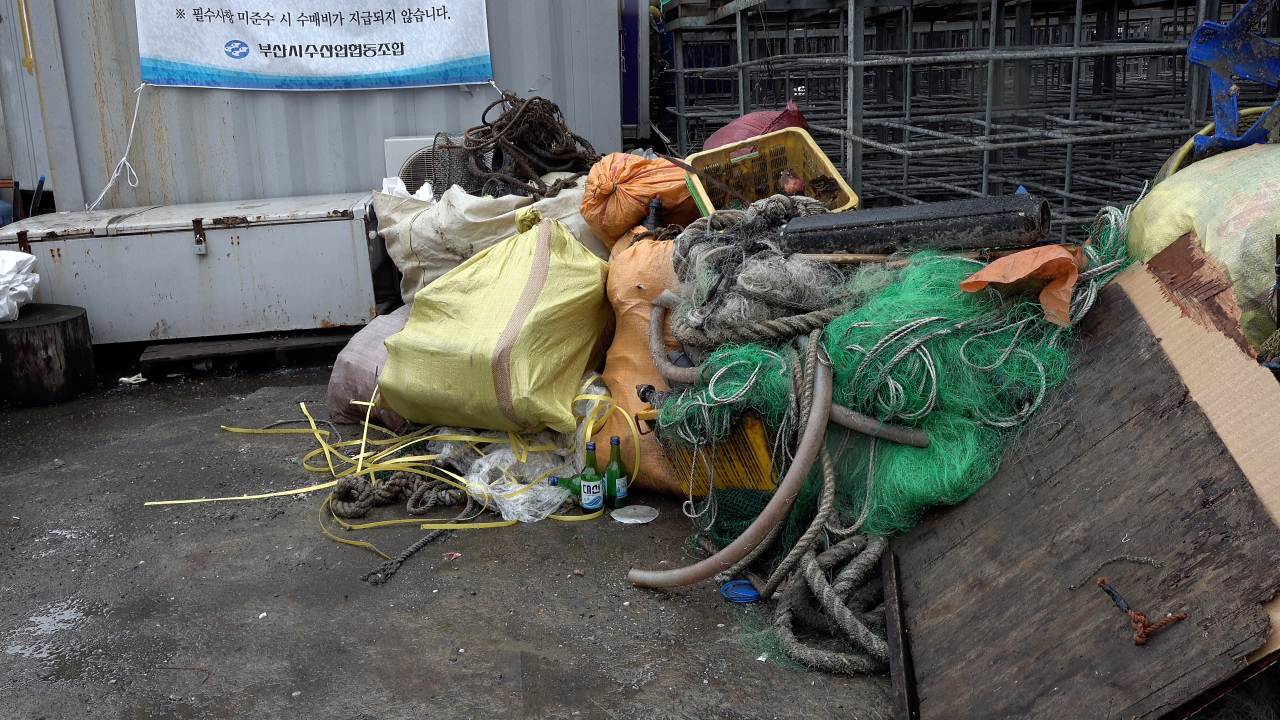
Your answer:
224;40;250;59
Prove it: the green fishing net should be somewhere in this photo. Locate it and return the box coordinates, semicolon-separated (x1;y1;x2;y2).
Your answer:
660;207;1132;552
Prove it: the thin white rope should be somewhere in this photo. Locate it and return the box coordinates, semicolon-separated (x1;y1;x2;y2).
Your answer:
86;82;147;211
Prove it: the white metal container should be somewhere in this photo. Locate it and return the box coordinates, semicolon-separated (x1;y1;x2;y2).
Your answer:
0;0;620;211
0;193;378;344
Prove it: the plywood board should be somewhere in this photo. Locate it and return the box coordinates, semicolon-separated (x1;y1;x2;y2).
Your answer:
893;266;1280;719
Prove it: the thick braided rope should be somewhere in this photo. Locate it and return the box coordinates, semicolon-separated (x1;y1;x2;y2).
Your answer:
800;546;889;663
832;535;887;599
331;472;418;518
773;537;887;675
671;305;844;348
759;443;837;600
361;494;476;586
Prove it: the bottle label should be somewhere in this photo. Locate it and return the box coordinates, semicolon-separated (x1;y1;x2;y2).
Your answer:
581;480;603;510
617;475;628;499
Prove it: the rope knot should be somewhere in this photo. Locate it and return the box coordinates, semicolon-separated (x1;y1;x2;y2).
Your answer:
1097;577;1187;645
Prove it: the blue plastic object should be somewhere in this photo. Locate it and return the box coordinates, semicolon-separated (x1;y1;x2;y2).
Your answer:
1187;0;1280;156
720;579;762;603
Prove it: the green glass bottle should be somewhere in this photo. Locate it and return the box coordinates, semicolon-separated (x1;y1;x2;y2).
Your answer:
604;436;629;509
578;442;604;511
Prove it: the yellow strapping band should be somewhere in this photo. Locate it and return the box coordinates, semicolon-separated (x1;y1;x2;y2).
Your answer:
548;508;605;522
419;519;518;530
576;392;643;479
148;384;628;540
144;481;337;506
319;494;390;559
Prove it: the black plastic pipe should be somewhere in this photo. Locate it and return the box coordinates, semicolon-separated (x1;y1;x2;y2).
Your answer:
781;194;1051;255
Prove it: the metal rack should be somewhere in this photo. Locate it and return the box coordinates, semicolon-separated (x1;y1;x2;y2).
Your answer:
663;0;1279;237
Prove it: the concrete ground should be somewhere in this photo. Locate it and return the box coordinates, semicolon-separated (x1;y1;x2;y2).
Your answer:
0;366;891;719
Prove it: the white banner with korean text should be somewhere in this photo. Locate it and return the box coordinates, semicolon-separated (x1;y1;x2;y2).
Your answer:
135;2;492;90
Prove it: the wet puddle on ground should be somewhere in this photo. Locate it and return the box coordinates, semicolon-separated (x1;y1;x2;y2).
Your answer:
6;599;85;660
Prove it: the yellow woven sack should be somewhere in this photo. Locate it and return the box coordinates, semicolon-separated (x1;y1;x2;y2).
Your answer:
378;208;610;433
1129;143;1280;349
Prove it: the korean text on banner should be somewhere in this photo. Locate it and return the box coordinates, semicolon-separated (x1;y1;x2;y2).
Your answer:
135;3;492;90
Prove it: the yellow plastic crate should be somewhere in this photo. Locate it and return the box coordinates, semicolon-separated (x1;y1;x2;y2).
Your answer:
684;127;859;216
663;414;778;498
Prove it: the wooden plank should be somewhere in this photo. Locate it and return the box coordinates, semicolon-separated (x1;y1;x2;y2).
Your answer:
139;331;356;364
881;550;919;720
892;270;1280;719
1115;267;1280;661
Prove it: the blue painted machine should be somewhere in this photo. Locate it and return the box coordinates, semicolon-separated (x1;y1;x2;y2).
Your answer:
1187;0;1280;155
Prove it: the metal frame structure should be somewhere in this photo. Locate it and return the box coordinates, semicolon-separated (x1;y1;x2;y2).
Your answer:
663;0;1279;237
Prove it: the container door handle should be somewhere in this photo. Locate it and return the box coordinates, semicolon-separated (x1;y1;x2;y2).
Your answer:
192;219;207;255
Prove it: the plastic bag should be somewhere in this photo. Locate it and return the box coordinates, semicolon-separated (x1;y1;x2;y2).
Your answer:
702;99;808;152
381;176;434;202
373;173;608;305
578;153;702;245
591;228;684;495
378;208;611;433
0;251;38;322
425;426;504;474
463;436;572;523
439;375;611;522
1129;143;1280;348
960;245;1084;327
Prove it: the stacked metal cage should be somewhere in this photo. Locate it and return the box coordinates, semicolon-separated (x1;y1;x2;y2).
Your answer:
664;0;1279;238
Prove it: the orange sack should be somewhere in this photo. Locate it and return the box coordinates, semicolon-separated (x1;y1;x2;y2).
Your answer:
591;228;684;495
959;244;1085;326
579;153;703;246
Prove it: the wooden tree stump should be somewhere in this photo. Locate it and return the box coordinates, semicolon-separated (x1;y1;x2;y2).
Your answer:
0;304;95;406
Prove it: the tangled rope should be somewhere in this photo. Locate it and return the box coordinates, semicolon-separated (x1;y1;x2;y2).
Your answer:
672;195;846;347
362;493;476;586
683;330;890;674
330;472;417;518
338;471;475;586
774;534;889;674
406;478;467;514
460;89;600;200
671;306;844;347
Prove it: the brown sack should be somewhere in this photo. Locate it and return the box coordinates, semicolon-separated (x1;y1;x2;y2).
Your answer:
327;305;411;431
579;154;702;247
591;229;684;494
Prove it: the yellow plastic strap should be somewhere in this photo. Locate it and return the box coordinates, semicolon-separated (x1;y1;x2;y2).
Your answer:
319;494;390;559
300;401;342;476
353;387;379;477
573;392;642;481
548;508;605;522
337;517;432;530
221;427;332;436
153;377;630;536
143;480;338;506
419;519;517;530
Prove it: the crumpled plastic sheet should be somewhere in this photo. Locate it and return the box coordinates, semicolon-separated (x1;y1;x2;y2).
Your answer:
463;436;572;523
431;373;615;523
0;251;38;322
